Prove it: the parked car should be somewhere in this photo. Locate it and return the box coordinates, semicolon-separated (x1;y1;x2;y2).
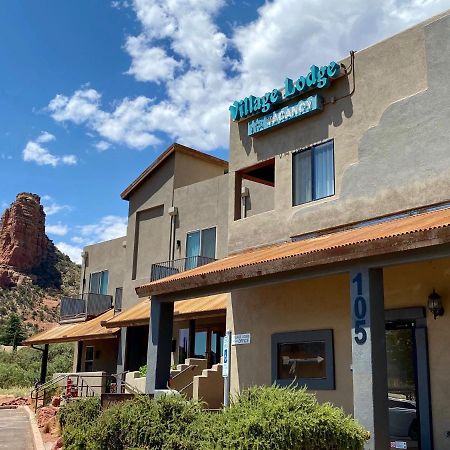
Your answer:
389;396;419;441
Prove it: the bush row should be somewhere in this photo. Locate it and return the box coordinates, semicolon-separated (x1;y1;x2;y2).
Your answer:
59;386;369;450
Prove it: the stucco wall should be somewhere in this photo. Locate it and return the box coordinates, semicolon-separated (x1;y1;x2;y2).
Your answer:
228;12;450;253
82;237;126;300
79;338;119;375
173;174;229;261
174;151;227;189
227;256;450;448
122;154;175;309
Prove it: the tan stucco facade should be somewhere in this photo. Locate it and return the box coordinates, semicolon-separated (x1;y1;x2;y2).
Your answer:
228;13;450;254
227;257;450;449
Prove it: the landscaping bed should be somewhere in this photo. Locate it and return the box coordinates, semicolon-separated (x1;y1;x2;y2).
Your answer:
58;386;369;450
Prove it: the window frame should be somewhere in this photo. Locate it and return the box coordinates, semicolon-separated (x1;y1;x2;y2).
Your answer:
84;345;94;372
271;329;335;390
89;270;109;295
292;139;335;206
185;226;217;259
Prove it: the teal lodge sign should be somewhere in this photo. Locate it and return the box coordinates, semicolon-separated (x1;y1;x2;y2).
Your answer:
229;61;341;136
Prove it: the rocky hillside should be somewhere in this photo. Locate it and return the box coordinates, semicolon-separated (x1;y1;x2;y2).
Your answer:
0;193;80;334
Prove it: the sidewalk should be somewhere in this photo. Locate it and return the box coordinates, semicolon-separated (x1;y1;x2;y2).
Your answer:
0;407;34;450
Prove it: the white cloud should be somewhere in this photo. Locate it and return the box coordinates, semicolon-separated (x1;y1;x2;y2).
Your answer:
95;141;111;151
78;215;128;242
46;223;69;236
22;134;77;167
56;242;83;264
125;35;181;82
47;0;450;151
36;131;56;144
48;90;160;150
42;196;72;216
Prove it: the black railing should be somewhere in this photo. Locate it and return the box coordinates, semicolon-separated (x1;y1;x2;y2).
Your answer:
60;293;113;323
151;256;216;282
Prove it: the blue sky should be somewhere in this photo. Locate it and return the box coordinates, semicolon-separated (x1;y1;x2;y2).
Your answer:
1;0;449;263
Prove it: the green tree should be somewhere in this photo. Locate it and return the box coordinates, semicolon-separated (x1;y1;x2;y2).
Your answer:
0;313;27;349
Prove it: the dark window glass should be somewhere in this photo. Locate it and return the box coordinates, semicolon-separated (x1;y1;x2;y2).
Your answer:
89;270;109;294
293;141;334;206
201;227;216;259
277;341;326;380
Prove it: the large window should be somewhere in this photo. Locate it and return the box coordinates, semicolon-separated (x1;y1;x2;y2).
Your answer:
89;270;109;295
271;329;335;390
185;227;216;270
292;140;335;206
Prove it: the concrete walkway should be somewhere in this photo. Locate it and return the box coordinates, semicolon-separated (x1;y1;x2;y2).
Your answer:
0;407;34;450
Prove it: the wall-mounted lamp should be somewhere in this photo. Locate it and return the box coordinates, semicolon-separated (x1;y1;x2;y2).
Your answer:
427;289;444;320
176;239;181;250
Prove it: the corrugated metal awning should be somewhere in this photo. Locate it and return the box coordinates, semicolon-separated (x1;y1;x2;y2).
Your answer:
104;293;227;328
24;310;119;345
136;206;450;297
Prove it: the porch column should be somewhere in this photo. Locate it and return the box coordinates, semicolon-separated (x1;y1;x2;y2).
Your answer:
349;267;389;450
145;296;174;393
39;344;49;384
116;327;127;391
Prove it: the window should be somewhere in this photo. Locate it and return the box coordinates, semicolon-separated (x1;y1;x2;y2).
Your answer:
271;329;335;390
185;227;216;270
292;140;334;206
84;346;94;372
89;270;109;295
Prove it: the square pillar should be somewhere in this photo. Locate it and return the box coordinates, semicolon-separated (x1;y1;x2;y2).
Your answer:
349;267;389;450
116;327;127;391
145;297;174;393
40;344;49;384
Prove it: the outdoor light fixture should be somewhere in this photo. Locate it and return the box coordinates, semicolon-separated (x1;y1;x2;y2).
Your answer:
427;289;444;319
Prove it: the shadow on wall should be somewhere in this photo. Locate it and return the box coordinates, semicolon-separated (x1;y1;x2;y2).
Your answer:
236;72;354;160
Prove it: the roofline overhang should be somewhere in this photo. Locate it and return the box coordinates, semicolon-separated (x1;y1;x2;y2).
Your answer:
23;331;119;346
136;226;450;299
102;309;227;329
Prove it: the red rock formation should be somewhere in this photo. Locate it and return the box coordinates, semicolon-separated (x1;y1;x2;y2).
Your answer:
0;193;49;287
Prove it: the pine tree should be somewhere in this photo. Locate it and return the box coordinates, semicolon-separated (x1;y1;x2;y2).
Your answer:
0;313;27;349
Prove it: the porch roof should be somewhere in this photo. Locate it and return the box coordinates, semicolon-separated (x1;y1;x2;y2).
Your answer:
23;310;120;345
103;293;228;328
136;206;450;297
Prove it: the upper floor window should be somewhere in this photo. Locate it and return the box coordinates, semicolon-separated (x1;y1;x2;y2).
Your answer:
292;140;335;206
185;227;216;270
89;270;109;295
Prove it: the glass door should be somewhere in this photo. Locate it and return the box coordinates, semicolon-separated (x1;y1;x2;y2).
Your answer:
386;321;420;450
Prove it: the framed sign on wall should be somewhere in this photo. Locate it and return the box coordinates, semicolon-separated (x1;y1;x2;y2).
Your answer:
271;329;335;390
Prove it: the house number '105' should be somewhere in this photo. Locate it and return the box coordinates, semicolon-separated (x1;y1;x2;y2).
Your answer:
352;273;367;345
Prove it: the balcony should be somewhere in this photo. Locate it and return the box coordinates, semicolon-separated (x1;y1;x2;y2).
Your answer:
151;256;216;282
60;293;113;323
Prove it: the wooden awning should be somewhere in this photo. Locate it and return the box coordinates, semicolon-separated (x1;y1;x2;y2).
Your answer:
24;310;119;345
136;206;450;297
104;293;228;328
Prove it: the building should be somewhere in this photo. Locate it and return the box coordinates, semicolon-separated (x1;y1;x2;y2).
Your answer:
26;10;450;450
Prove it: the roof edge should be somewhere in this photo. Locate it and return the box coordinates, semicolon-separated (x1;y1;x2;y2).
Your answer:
121;143;228;200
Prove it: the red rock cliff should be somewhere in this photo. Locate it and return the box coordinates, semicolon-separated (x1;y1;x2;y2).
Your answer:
0;193;48;271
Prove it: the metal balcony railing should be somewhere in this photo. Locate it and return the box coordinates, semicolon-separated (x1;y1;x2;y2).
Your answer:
150;255;216;282
60;293;113;323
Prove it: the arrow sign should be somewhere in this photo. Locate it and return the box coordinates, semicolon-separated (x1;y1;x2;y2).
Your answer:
282;355;324;374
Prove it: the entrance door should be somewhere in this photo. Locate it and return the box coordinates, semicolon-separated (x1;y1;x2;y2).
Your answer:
385;310;433;450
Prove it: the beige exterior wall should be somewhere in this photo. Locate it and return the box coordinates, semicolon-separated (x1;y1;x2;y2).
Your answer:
79;338;119;375
173;150;226;189
82;237;126;301
228;12;450;253
173;174;229;261
227;256;450;449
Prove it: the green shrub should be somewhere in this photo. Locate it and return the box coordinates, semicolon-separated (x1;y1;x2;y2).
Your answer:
60;387;369;450
212;386;369;450
138;364;147;376
58;397;102;430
